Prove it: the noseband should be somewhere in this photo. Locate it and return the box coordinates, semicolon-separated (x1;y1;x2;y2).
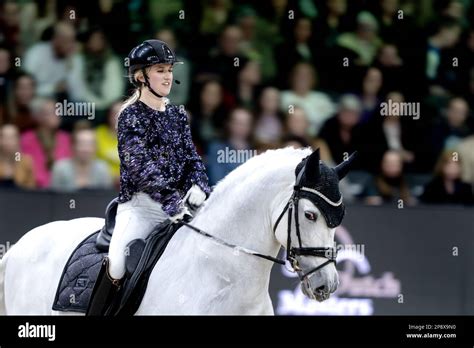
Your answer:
272;185;338;281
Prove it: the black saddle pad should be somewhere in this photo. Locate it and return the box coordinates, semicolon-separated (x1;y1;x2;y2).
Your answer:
52;220;182;315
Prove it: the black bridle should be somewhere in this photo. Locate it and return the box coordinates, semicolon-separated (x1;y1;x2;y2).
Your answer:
181;184;338;281
272;185;338;280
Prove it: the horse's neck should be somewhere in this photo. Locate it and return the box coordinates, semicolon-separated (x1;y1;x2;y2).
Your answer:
186;177;288;284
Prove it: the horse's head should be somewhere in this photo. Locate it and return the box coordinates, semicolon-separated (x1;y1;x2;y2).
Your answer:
274;148;357;302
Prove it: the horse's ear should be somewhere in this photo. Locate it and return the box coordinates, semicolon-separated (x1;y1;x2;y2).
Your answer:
334;151;358;180
304;148;321;184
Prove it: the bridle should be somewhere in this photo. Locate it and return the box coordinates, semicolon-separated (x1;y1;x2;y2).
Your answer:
181;184;338;281
272;184;338;281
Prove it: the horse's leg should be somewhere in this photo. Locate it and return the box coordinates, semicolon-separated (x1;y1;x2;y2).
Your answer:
4;218;103;315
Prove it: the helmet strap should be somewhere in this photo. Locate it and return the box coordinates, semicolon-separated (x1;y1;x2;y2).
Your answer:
141;68;164;99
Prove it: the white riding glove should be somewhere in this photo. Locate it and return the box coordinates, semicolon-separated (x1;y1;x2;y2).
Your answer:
184;184;206;208
170;206;192;224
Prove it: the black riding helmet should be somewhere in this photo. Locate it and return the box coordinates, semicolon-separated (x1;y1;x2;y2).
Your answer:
127;39;182;98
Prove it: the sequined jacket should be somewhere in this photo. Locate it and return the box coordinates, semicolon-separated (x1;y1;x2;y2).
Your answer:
117;100;211;216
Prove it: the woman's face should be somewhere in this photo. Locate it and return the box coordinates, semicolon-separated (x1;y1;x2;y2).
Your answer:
291;64;315;93
201;81;223;110
363;68;382;95
442;159;461;180
74;130;96;163
0;125;19;154
37;101;60;130
286;108;309;137
381;151;403;178
15;76;35;105
260;87;280;113
228;109;253;140
86;31;106;54
141;63;173;97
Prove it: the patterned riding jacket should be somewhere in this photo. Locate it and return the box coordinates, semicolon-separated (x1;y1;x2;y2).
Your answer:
117;100;211;216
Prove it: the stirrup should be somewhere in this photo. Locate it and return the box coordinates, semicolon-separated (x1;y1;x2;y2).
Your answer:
86;257;122;316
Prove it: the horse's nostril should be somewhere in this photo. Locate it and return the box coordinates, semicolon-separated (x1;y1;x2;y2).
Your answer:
316;285;325;291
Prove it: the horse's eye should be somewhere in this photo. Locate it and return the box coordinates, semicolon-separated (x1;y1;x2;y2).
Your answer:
305;211;317;221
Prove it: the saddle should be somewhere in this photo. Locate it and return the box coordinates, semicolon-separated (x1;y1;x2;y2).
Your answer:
52;198;184;315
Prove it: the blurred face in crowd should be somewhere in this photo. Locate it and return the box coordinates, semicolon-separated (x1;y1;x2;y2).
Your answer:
446;98;469;128
156;29;176;50
138;63;173;97
86;31;106;54
0;124;20;155
286;107;309;137
260;87;280;114
201;80;223;111
327;0;347;16
220;26;243;57
384;91;404;119
14;75;36;106
363;67;382;95
291;63;316;95
440;25;461;48
443;0;464;19
238;15;257;40
338;107;360;129
52;22;76;58
0;49;10;74
381;151;403;178
228;108;253;140
294;18;312;43
381;0;399;16
35;99;61;130
442;158;461;180
378;44;401;66
73;129;97;163
239;60;261;85
3;1;19;27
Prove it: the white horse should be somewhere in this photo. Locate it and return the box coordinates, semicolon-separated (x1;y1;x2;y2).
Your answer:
0;147;351;315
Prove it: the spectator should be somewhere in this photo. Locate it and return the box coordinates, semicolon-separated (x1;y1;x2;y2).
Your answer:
318;94;363;166
365;150;415;205
68;27;124;123
276;17;317;88
20;98;72;188
0;124;35;189
0;46;12;125
206;107;254;185
425;18;462;97
229;58;262;110
0;1;20;53
420;150;473;204
198;25;245;96
373;44;406;95
360;91;417;172
284;106;332;162
280;62;335;136
23;21;78;98
313;0;350;50
234;5;279;82
253;87;284;148
7;73;37;133
51;128;112;191
336;11;383;66
96;101;121;186
189;78;227;152
432;97;473;155
359;67;383;124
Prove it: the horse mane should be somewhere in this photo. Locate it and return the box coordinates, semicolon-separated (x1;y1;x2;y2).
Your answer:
201;147;312;211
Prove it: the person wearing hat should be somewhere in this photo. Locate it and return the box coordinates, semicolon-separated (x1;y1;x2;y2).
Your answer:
86;40;211;315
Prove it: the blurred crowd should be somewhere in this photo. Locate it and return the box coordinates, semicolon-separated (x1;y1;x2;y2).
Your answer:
1;0;474;206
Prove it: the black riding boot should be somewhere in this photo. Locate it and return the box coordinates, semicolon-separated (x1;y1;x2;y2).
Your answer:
86;257;122;316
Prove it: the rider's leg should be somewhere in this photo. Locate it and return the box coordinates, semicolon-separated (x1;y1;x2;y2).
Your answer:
86;193;169;315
